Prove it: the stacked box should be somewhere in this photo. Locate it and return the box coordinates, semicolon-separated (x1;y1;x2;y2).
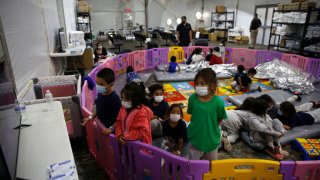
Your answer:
216;5;226;13
300;2;317;10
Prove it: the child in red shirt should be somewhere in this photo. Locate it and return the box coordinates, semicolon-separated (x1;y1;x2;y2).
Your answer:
209;47;223;65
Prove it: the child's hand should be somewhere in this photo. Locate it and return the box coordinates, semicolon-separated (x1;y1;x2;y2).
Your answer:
118;135;126;144
172;150;181;156
103;128;112;135
274;131;284;137
81;117;91;126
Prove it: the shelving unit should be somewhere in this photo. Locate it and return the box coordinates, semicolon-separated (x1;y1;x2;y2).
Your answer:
268;8;320;57
210;11;235;40
76;12;92;46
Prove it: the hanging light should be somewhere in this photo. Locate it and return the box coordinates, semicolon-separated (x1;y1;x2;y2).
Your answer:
176;18;181;24
167;18;173;26
196;12;202;20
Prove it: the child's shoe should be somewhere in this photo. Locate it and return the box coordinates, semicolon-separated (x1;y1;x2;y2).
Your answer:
312;100;320;108
266;146;283;160
222;137;232;152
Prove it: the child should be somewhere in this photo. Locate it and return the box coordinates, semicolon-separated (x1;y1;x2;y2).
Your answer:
165;56;180;73
220;97;256;151
148;84;170;137
279;101;320;130
259;94;305;119
205;48;213;62
231;65;245;87
191;48;204;64
209;47;223;65
161;104;189;157
219;40;225;63
231;67;260;92
187;68;227;160
115;82;154;144
82;68;122;135
248;98;285;160
126;66;141;83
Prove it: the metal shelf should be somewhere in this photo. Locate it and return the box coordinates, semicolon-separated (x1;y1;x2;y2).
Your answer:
272;22;305;25
271;33;303;39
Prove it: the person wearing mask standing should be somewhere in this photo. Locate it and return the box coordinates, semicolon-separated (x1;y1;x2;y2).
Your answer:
249;13;262;49
176;16;192;47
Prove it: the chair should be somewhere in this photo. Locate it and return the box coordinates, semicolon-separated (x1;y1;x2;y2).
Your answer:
159;31;171;46
107;33;123;53
133;32;146;47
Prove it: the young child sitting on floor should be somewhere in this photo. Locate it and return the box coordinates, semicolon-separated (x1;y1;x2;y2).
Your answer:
221;97;256;151
126;66;141;83
205;48;213;62
165;56;180;73
279;101;320;130
209;47;223;65
191;48;204;64
231;67;260;92
148;84;170;138
161;104;189;157
115;82;154;145
248;98;286;160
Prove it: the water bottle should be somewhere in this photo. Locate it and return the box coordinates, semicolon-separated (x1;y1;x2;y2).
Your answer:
15;101;28;122
45;90;54;111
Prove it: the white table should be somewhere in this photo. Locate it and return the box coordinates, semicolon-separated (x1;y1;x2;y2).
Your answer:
16;101;78;180
50;45;86;75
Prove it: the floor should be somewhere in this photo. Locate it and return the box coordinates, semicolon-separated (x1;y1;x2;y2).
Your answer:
73;38;319;179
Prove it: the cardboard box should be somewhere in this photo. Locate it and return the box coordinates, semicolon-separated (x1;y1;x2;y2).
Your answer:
209;33;217;42
216;30;226;38
216;5;226;13
236;36;249;44
283;4;291;10
300;2;317;10
78;1;89;12
290;2;300;10
277;4;283;10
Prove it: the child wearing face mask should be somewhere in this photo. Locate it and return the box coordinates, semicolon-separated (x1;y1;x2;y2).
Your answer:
148;84;170;138
94;42;107;63
115;82;154;145
231;67;260;92
81;68;121;135
219;40;225;63
161;104;189;157
191;48;204;64
187;68;227;160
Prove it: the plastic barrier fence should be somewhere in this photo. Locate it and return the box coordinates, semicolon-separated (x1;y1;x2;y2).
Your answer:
81;47;320;180
168;46;184;63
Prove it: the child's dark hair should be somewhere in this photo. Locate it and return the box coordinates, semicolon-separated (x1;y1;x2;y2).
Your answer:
148;84;164;96
220;39;225;46
209;48;213;53
251;97;268;116
170;56;177;62
121;82;148;109
259;94;275;105
195;68;217;85
126;66;134;73
248;68;257;75
165;103;183;120
194;48;202;55
214;47;220;52
237;65;245;73
238;97;256;110
96;68;115;84
280;101;296;117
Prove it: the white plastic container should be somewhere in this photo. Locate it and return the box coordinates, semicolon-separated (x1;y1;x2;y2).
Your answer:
45;90;54;111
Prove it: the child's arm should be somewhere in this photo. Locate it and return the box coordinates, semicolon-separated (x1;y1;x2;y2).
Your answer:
218;118;223;125
247;83;251;92
122;114;152;143
249;115;278;135
283;125;291;130
81;112;96;126
238;77;243;88
173;138;183;155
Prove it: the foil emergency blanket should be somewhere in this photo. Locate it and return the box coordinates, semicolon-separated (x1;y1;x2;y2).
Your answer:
186;61;236;75
255;59;315;94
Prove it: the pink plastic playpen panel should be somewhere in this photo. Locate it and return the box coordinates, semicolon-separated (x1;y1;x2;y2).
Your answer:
307;58;320;79
224;47;233;64
113;54;128;76
231;48;257;68
281;54;310;70
255;50;283;65
128;50;146;72
293;160;320;179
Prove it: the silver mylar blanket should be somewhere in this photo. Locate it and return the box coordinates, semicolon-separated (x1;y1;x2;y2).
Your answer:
255;59;316;94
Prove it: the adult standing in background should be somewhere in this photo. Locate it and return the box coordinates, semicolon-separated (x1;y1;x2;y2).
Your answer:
249;13;262;49
176;16;192;46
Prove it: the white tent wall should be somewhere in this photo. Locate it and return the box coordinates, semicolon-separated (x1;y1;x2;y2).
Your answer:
86;0;299;37
0;0;76;100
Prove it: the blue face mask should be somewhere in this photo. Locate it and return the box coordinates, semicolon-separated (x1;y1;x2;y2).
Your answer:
96;84;106;94
278;109;283;116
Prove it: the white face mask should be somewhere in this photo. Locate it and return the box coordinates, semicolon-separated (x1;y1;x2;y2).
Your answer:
219;43;223;46
170;114;180;122
122;101;132;109
98;45;102;49
195;86;209;96
277;109;283;116
154;96;163;103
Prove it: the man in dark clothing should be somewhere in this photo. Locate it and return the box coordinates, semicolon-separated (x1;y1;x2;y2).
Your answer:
249;13;262;49
176;16;192;46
